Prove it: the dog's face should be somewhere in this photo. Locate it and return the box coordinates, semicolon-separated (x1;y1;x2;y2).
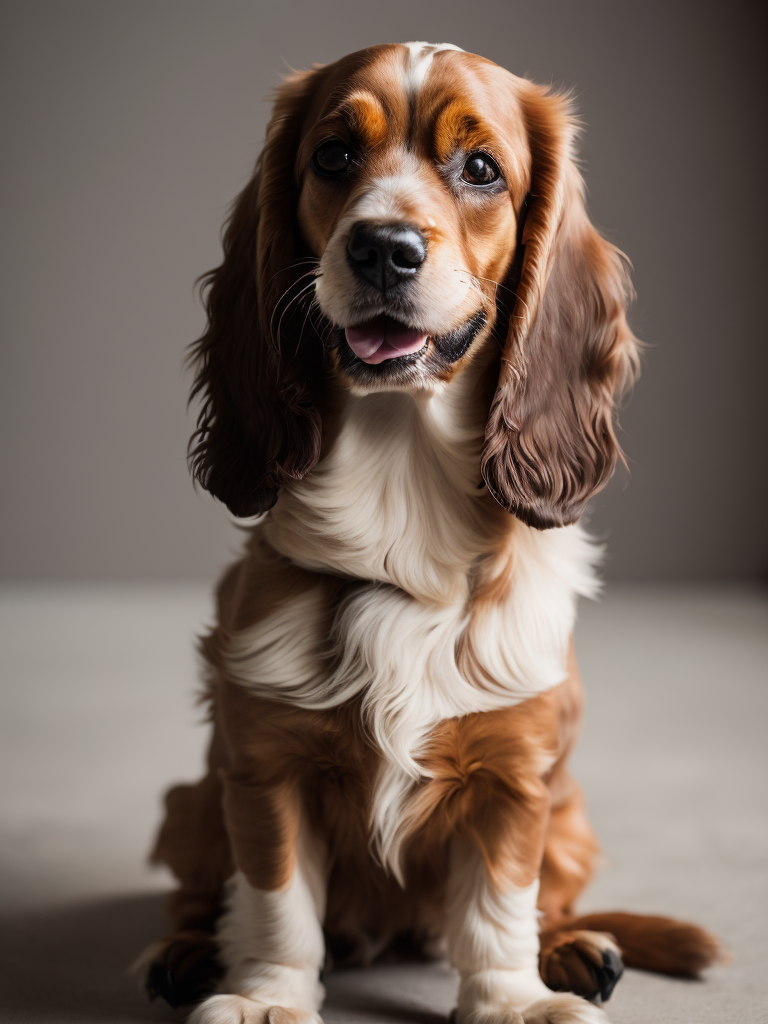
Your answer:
296;44;528;389
189;43;639;528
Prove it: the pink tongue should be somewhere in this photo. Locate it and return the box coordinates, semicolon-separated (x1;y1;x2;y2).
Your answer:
345;316;428;364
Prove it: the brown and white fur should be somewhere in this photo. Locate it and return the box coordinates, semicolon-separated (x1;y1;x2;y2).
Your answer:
140;43;725;1024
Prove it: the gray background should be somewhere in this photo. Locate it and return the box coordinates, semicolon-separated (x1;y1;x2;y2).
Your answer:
2;0;766;583
2;8;767;1023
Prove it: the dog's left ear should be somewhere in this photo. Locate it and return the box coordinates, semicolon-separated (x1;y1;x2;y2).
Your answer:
481;81;640;529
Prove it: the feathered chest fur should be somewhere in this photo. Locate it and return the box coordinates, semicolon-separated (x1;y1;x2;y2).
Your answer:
223;383;598;869
266;378;504;605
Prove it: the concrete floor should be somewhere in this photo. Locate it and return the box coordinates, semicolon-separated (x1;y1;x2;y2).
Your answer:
1;583;766;1023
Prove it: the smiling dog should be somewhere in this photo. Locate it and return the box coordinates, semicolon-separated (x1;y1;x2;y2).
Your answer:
141;42;723;1024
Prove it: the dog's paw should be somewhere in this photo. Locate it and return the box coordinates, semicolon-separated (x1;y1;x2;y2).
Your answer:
134;930;222;1008
522;991;611;1023
187;994;322;1024
540;930;623;1004
454;991;610;1024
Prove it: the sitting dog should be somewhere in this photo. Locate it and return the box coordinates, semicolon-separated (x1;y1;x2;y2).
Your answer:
140;42;723;1024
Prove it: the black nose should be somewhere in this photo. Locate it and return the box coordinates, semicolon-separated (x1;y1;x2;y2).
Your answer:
346;222;427;292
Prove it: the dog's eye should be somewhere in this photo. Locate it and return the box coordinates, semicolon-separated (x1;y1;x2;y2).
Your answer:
461;152;500;186
312;139;353;176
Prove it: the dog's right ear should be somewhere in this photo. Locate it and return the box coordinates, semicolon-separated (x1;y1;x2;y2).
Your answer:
188;70;323;518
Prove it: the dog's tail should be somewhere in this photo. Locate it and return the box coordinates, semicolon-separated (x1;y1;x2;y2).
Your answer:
560;911;729;977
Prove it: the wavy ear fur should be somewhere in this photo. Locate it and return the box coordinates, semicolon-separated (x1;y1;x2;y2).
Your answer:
482;83;640;529
188;70;322;518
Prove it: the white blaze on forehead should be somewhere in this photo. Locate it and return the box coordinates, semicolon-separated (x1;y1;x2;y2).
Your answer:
403;41;463;97
351;154;433;221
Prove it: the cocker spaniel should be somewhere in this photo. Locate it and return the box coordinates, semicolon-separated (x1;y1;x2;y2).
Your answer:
139;42;723;1024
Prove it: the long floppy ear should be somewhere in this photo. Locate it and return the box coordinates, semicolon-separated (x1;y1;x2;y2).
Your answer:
481;82;640;529
188;70;323;518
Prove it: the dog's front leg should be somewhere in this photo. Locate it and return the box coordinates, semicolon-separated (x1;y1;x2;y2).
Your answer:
189;774;326;1024
446;834;610;1024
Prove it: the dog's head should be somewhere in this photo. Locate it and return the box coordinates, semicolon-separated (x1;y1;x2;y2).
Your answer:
189;43;639;528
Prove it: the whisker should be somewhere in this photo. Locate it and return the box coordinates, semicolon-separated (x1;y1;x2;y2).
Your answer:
274;280;317;351
309;304;337;350
270;271;321;348
453;268;526;307
464;281;492;307
293;291;323;358
297;295;332;358
452;271;528;354
453;270;498;312
265;258;321;287
453;268;527;323
462;271;516;297
296;302;315;356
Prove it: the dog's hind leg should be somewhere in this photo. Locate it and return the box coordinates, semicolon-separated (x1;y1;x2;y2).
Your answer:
543;912;727;986
535;651;624;1007
538;782;628;1005
535;653;726;1003
137;724;233;1008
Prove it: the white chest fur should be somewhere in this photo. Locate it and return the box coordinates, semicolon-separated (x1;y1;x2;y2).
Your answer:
229;385;599;872
265;383;497;605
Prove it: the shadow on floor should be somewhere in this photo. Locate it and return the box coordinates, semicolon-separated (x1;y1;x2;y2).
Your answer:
0;893;457;1024
0;893;182;1023
324;962;454;1024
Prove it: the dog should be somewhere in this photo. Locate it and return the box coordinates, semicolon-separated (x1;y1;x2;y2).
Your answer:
140;42;724;1024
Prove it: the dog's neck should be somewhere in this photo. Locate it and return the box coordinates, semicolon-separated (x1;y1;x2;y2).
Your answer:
264;365;507;606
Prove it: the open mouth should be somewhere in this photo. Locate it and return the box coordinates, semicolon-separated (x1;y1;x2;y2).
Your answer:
336;309;487;380
344;316;429;365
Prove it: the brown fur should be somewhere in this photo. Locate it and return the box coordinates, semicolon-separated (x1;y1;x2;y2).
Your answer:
539;929;617;998
146;43;723;1016
151;720;232;933
153;648;573;957
187;72;324;519
480;83;640;529
553;913;728;978
152;623;722;987
402;696;559;891
189;46;639;526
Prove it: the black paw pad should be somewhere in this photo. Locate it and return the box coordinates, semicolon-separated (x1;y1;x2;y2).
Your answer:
541;934;625;1005
146;962;181;1009
587;947;624;1005
145;934;223;1009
